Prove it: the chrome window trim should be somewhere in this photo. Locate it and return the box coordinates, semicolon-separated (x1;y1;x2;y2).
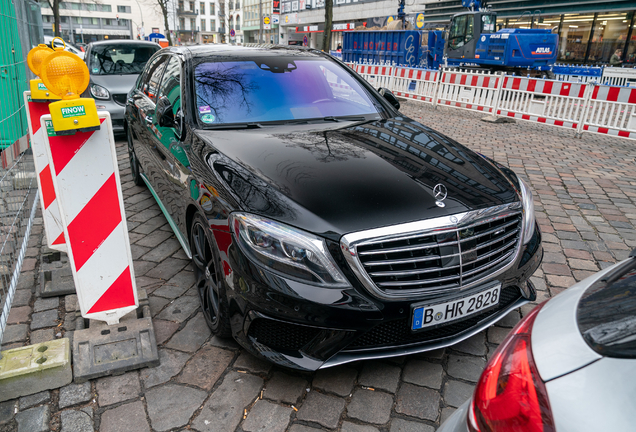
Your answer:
340;202;524;301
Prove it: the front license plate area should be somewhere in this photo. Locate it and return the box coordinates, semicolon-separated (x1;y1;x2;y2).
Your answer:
411;284;502;331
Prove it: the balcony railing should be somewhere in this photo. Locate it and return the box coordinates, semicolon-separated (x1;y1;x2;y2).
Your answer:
176;8;198;16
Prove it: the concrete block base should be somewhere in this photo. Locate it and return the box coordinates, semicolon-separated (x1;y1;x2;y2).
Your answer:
0;338;72;402
72;315;159;383
40;259;76;298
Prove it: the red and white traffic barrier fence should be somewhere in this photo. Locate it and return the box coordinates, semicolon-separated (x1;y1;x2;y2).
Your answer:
353;64;395;90
23;92;67;252
436;69;503;114
347;61;636;141
40;112;138;324
579;85;636;140
496;76;588;131
392;67;440;103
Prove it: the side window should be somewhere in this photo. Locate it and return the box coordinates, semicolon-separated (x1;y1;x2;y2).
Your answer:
157;56;182;112
465;15;474;43
481;14;495;34
142;55;169;102
449;15;467;49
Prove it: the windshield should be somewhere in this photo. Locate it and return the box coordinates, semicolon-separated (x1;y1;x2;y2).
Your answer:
194;56;381;125
89;44;159;75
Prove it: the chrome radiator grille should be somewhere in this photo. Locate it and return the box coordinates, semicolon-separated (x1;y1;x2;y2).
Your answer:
352;211;522;298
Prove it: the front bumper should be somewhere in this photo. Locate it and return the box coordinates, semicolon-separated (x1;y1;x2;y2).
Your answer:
224;225;543;371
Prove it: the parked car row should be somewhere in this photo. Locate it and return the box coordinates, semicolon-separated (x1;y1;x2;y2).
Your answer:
44;36;635;431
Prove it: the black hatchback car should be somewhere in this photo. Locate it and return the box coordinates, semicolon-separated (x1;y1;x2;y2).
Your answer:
125;45;543;371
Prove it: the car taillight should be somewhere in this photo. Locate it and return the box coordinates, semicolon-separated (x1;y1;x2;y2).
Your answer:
468;302;555;432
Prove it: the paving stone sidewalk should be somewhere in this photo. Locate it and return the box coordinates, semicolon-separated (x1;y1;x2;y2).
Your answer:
2;100;635;432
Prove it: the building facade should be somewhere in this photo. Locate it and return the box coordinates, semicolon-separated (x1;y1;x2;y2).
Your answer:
166;0;243;44
40;0;166;44
242;0;279;44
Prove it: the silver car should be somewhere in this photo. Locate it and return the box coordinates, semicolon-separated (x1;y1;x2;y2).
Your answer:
82;40;160;133
439;253;636;432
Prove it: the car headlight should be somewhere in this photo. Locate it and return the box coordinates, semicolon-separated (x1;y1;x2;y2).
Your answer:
230;213;349;287
518;177;536;245
90;84;110;100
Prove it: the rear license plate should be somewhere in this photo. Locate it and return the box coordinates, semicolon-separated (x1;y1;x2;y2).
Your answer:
411;284;501;331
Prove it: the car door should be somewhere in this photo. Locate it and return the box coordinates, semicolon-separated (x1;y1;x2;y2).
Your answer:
130;54;170;196
148;55;190;223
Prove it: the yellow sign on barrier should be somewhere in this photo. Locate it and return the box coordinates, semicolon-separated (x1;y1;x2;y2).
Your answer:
40;46;100;134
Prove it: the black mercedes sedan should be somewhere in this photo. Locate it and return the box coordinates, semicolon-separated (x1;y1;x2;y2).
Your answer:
125;44;543;371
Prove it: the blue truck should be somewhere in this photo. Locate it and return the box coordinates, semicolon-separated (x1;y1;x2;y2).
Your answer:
445;2;558;75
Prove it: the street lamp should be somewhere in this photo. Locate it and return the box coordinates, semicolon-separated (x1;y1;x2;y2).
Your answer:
132;0;145;38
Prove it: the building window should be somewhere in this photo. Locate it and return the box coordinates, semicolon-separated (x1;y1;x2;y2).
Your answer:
180;18;185;30
117;6;126;13
200;2;205;14
201;19;206;31
210;2;215;14
211;19;215;31
189;1;195;11
101;4;112;12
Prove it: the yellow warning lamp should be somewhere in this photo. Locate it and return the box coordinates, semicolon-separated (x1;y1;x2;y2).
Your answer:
27;42;60;102
40;46;100;135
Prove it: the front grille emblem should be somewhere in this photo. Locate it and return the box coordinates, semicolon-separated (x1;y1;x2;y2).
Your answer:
434;183;447;208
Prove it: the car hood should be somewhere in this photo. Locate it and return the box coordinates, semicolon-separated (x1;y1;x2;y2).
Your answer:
89;74;139;96
197;117;520;239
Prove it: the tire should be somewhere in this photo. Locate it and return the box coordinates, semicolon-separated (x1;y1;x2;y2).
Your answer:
127;125;145;187
190;213;232;337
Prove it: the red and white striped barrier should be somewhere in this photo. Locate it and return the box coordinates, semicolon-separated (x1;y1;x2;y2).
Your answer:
353;64;395;89
41;112;137;324
496;76;588;131
347;61;636;142
437;70;502;113
580;85;636;140
23;92;66;252
392;68;439;103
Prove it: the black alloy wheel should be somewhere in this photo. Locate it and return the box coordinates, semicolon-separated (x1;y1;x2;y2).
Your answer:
190;213;232;337
127;125;144;187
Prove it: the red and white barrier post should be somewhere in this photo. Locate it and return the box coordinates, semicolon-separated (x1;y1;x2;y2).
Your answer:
23;93;67;252
40;112;138;325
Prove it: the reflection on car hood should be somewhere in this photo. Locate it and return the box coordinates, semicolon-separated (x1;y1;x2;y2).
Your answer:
196;117;519;239
89;74;139;96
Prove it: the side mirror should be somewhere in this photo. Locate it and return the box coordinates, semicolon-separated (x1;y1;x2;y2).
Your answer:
156;96;175;128
378;87;400;110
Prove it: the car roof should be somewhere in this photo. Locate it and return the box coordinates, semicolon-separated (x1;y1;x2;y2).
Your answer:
88;40;160;47
163;44;322;60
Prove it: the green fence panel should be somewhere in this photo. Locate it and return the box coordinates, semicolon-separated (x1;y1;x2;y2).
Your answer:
0;0;42;150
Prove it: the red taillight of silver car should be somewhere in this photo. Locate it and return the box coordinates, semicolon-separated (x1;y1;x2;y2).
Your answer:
468;302;556;432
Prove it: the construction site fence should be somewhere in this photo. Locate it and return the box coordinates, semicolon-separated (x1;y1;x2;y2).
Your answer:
345;62;636;141
0;0;43;354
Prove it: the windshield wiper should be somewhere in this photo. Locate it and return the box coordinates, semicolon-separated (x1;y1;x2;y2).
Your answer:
322;115;369;122
204;122;262;130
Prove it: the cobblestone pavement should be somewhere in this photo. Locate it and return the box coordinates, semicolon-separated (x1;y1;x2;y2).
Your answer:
3;100;636;432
